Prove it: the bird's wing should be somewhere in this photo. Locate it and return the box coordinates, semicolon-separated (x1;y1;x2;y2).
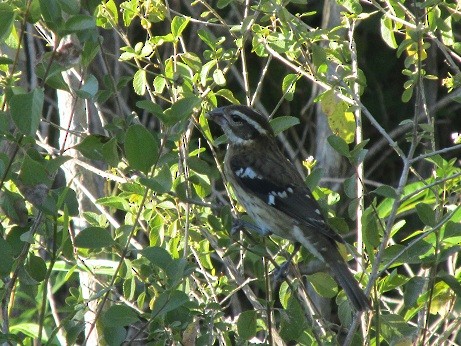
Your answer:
229;153;344;244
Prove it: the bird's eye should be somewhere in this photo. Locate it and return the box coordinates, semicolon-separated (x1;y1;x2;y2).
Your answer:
230;114;241;123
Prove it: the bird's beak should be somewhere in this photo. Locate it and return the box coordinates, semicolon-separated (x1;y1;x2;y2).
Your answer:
205;107;226;124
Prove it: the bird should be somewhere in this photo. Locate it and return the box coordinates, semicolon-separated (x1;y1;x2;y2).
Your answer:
206;104;370;311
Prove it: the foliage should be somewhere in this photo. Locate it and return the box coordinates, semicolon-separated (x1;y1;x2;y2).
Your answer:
0;0;460;345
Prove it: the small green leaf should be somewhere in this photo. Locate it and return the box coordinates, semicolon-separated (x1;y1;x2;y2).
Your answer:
10;88;44;136
279;295;305;341
19;155;50;186
142;246;173;271
415;203;436;227
373;185;398;199
327;135;350;157
124;124;158;173
133;69;147;96
103;305;139;327
75;74;98;99
26;254;47;282
0;237;13;275
171;16;189;38
380;16;398;49
270;116;300;135
74;227;114;248
63;14;96;32
213;68;226;86
281;73;298;101
162;96;201;125
307;272;338;298
151;290;189;317
343;176;357;199
237;310;257;340
0;3;15;42
136;100;163;117
97;196;130;211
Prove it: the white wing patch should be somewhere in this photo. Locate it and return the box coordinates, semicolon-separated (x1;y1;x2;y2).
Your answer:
235;167;261;179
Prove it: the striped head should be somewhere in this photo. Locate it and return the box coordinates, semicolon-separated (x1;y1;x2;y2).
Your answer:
206;105;274;145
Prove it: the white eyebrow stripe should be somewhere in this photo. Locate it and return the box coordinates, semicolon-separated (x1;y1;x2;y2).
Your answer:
231;110;268;135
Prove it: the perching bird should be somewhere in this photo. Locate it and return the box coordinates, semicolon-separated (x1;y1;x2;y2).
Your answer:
206;105;370;311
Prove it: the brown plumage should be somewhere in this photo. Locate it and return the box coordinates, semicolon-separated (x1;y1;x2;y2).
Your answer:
207;105;370;311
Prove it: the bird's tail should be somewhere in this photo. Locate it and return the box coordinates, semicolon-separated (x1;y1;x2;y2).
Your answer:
325;250;370;311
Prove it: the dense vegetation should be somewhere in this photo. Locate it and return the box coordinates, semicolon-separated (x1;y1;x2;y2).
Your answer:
0;0;460;344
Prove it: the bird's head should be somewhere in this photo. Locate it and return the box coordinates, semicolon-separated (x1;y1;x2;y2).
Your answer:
206;105;274;145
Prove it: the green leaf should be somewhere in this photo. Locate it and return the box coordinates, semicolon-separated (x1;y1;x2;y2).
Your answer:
75;74;98;99
270;116;300;135
151;290;189;317
97;196;130;211
124;124;158;173
212;68;226;86
415;203;436;227
19;154;51;186
343;176;357;198
39;0;63;30
0;3;15;42
139;164;172;193
321;90;356;143
279;295;305;341
103;305;139;327
307;272;338;298
162;96;201;125
74;227;114;248
142;246;173;272
171;16;189;38
197;28;217;49
26;254;47;282
327;135;350;157
373;185;398;199
133;69;147;96
0;237;14;275
237;310;257;340
281;73;298;101
63;14;96;32
380;16;397;49
136;100;164;117
10;88;44;136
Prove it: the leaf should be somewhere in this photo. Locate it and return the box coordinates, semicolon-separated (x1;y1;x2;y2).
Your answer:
237;310;257;340
74;227;114;248
171;16;189;38
380;16;397;49
151;290;189;317
63;14;96;32
102;305;139;327
0;237;13;275
162;96;201;125
97;196;130;211
139;164;172;193
327;135;350;157
10;88;44;136
269;116;300;135
142;246;174;272
26;254;47;282
0;3;15;42
279;295;305;341
75;74;98;99
281;73;298;101
415;203;436;227
19;154;50;186
373;185;398;199
307;272;338;298
321;90;356;143
124;124;158;173
133;69;147;96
